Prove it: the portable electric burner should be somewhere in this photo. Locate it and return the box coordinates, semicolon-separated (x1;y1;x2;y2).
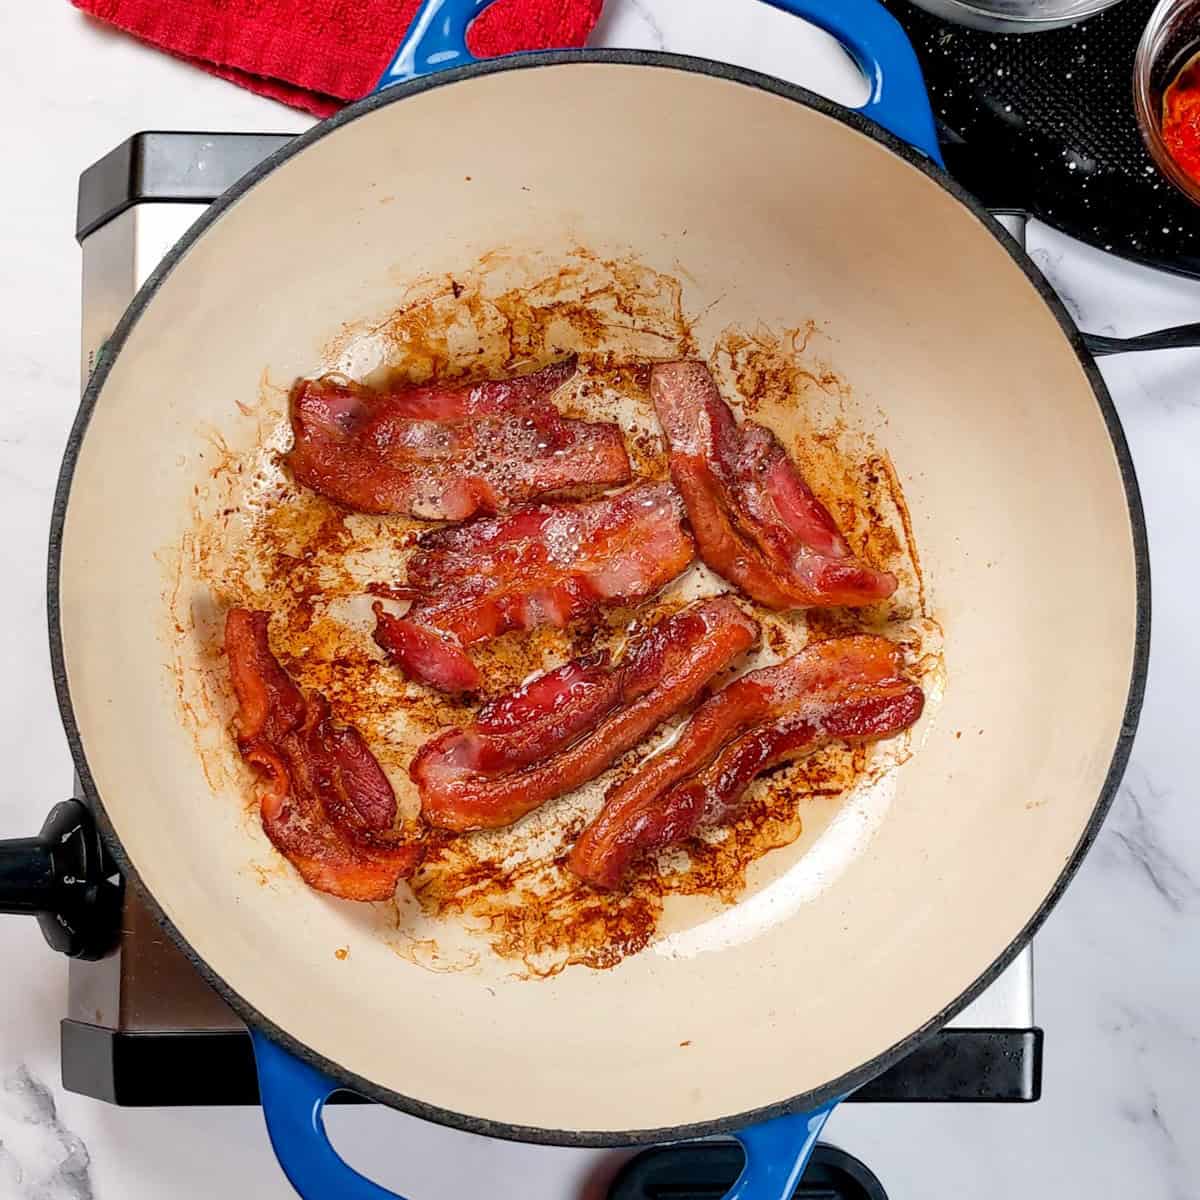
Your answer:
3;133;1041;1200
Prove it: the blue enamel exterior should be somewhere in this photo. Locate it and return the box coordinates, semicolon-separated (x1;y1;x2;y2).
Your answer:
729;1104;839;1200
259;1;942;1194
375;0;496;88
254;1030;411;1200
757;0;943;162
373;0;943;163
257;1022;839;1200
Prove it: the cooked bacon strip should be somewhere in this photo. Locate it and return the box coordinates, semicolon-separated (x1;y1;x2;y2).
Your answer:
370;610;484;695
569;635;923;889
651;361;897;609
410;597;760;831
458;653;622;775
287;356;631;520
225;609;421;901
373;483;696;694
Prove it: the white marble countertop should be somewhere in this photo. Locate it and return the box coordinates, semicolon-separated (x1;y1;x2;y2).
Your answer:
1;1;1197;1197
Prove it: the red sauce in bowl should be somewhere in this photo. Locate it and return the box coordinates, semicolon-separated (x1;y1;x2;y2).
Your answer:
1163;51;1200;185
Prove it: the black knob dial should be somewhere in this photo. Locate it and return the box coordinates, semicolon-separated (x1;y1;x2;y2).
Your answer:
0;800;123;959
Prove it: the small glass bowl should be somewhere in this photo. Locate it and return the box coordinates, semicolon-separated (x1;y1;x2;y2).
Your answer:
1134;0;1200;206
907;1;1123;33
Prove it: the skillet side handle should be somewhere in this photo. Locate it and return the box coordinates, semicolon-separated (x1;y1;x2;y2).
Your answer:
252;1032;410;1200
375;0;505;91
723;1102;839;1200
756;0;943;165
378;0;943;167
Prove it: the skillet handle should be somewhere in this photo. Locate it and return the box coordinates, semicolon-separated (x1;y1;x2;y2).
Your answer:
754;0;943;164
374;0;944;167
254;1030;837;1200
727;1103;838;1200
253;1032;410;1200
375;0;500;91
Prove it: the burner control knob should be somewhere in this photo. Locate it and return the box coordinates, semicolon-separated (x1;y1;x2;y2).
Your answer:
0;800;122;959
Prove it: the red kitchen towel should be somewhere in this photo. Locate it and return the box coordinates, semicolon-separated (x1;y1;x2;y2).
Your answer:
72;0;604;116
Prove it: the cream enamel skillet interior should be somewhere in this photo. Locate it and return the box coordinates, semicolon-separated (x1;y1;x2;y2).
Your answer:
47;15;1146;1190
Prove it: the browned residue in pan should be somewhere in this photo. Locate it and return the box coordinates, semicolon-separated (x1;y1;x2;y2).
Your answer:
170;248;941;977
